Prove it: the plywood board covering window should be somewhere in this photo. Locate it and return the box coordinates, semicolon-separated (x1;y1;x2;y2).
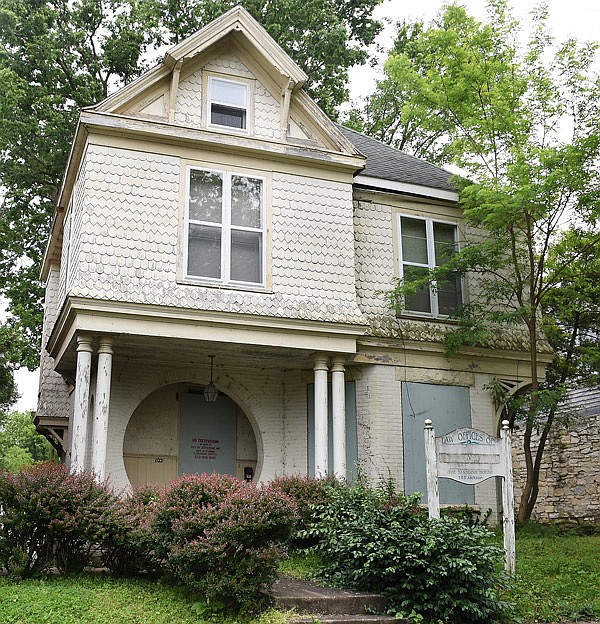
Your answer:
185;166;265;286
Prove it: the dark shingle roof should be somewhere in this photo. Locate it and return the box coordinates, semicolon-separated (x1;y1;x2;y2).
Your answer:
336;124;455;194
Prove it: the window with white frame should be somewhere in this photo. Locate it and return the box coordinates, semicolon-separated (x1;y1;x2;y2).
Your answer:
208;76;248;130
185;167;265;286
397;214;462;316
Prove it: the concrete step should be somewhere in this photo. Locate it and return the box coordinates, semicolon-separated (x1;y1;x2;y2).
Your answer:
271;578;404;623
287;615;402;624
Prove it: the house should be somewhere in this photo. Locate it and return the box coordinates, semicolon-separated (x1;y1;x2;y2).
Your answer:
35;6;550;515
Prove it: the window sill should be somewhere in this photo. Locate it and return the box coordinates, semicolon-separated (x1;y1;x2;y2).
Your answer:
396;311;461;325
178;276;271;294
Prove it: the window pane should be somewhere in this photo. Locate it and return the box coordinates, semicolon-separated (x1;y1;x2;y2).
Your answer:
230;230;261;283
403;265;431;313
401;217;428;264
189;170;222;223
187;224;221;279
211;104;246;129
437;273;462;315
434;222;457;265
211;79;247;107
231;175;262;228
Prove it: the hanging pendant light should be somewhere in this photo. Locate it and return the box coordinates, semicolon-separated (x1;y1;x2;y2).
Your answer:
204;355;219;402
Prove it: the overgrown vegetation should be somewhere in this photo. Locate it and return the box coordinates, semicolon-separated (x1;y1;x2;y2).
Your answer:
302;479;508;623
2;468;598;623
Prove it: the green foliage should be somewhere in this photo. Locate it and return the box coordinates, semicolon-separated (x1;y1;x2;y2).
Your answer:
267;474;339;544
304;480;507;623
0;410;53;471
0;463;121;576
0;0;382;380
364;0;600;523
145;473;297;613
506;531;600;621
0;574;207;624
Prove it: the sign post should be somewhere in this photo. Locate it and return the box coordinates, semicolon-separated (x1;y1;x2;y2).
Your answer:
424;419;516;575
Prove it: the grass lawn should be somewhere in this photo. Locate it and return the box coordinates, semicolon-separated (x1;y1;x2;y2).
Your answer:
0;531;598;624
507;530;600;622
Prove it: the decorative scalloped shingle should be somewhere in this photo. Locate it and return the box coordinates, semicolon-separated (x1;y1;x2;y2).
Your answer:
66;145;365;326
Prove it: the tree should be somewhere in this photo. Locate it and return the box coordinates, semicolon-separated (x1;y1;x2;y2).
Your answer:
0;0;382;396
0;410;53;471
365;1;600;521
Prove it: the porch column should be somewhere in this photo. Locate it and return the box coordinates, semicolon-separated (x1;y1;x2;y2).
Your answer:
70;334;93;472
331;356;346;479
91;336;113;481
313;354;329;477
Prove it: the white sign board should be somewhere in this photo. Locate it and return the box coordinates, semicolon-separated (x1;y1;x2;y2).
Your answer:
436;428;504;484
424;419;515;575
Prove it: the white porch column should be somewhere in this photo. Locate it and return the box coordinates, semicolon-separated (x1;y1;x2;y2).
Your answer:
91;336;113;481
313;354;329;477
331;356;346;479
70;334;93;472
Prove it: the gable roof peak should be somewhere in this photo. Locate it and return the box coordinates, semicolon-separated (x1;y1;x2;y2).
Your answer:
163;5;307;88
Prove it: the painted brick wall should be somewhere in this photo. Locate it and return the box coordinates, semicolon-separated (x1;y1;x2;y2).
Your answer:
66;145;363;324
355;364;403;484
104;361;310;491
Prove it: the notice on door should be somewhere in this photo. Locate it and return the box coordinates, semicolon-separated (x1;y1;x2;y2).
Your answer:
191;438;220;461
179;394;236;476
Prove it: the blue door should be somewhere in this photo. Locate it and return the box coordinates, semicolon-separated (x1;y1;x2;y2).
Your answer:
179;393;237;476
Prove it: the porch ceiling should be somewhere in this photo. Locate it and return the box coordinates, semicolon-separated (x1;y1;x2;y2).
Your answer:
55;332;325;378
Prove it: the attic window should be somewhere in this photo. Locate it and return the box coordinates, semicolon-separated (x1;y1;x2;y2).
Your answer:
209;77;248;130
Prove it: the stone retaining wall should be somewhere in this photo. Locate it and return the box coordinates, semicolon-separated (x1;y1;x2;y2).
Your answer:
512;412;600;523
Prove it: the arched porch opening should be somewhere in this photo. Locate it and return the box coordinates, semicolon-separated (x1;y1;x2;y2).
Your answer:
123;382;258;487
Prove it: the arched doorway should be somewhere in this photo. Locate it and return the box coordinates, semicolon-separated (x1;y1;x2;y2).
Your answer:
123;384;258;487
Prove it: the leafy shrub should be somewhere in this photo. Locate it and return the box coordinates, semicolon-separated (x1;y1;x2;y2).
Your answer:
149;473;297;613
268;474;339;544
100;483;163;576
0;463;121;576
306;480;508;624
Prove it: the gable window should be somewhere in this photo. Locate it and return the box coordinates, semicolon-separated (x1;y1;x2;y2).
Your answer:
208;77;248;130
397;214;462;317
185;167;265;286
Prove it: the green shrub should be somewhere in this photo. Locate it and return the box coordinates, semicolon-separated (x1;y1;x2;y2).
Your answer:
100;483;163;576
268;474;339;544
0;463;121;576
306;480;508;624
150;473;297;613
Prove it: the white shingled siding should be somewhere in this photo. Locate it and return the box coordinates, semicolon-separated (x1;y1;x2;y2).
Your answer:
174;52;281;140
175;71;203;127
66;144;363;324
37;265;73;420
353;198;395;315
104;361;309;490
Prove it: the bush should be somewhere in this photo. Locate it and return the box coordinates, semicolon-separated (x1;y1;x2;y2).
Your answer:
268;474;339;544
0;463;121;576
100;483;163;576
149;473;297;613
306;480;508;624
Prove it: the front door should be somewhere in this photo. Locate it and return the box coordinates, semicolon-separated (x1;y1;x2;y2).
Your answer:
179;393;237;476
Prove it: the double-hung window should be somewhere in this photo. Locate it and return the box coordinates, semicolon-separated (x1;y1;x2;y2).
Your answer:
185;167;265;286
208;76;248;130
397;214;462;317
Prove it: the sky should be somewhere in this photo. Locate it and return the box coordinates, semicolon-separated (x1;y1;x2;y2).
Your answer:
7;0;600;413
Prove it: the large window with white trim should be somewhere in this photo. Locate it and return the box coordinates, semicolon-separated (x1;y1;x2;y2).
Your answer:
208;76;248;130
185;167;265;286
397;214;462;316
